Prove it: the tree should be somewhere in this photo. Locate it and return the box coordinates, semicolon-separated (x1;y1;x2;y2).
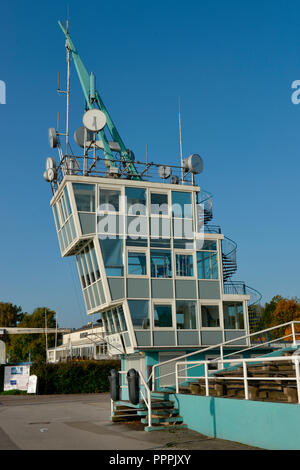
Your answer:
0;302;23;327
256;295;284;331
8;307;57;363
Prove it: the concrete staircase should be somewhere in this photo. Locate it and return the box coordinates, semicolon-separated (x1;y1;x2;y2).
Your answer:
111;392;187;432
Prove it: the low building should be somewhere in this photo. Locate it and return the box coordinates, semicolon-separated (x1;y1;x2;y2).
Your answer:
47;323;109;362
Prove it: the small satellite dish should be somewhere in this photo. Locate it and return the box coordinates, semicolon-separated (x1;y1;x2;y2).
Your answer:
48;128;58;148
43;168;56;182
74;126;95;148
158;165;172;179
82;109;106;132
46;157;56;170
170;175;179;184
183;154;204;174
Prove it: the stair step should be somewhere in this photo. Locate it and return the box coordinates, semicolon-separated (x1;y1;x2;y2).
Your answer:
111;414;141;422
141;416;183;425
144;423;187;432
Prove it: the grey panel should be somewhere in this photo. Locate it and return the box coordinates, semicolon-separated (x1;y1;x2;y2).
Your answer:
201;330;223;345
198;280;220;299
175;280;197;299
135;331;152;347
153;331;176;346
78;213;96;235
224;330;247;345
177;331;199;346
151;279;173;298
123;332;131;348
97;280;105;304
108;278;124;300
127;278;149;298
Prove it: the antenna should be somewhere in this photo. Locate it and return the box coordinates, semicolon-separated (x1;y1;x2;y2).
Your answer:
178;96;183;182
57;19;71;158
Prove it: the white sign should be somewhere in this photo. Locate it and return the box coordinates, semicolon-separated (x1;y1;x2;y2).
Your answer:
106;333;124;356
27;375;37;394
4;365;30;391
0;340;5;364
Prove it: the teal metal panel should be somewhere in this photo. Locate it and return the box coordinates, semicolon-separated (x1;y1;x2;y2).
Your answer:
177;331;199;346
153;331;176;346
151;279;173;298
172;394;300;450
78;213;96;235
135;331;152;347
175;280;197;299
108;278;124;300
198;280;220;299
127;279;149;298
201;331;223;345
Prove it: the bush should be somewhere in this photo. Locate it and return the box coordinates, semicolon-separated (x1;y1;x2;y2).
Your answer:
31;359;121;395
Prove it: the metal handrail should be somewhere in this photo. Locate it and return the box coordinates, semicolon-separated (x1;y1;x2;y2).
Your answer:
148;321;300;391
175;355;300;404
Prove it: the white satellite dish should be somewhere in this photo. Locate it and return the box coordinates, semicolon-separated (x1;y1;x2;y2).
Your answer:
46;157;56;170
48;128;58;148
183;154;204;174
74;126;94;148
158;165;172;179
82;109;106;132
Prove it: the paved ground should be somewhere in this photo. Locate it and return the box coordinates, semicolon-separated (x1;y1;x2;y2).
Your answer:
0;393;259;450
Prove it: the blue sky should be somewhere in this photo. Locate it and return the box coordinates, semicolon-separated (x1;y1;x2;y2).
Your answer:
0;0;299;327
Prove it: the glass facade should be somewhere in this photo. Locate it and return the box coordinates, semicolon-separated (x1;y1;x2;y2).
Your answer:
201;305;220;328
176;300;197;329
153;304;173;328
223;302;244;329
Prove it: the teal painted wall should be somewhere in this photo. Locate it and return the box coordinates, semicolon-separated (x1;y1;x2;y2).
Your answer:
172;393;300;450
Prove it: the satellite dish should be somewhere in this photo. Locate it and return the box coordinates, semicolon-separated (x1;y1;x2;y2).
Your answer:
74;126;95;148
158;165;172;179
46;157;56;170
82;109;106;132
170;175;179;184
183;154;204;174
48;128;58;148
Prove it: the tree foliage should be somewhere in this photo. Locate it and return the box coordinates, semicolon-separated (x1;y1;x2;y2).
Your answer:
6;307;57;363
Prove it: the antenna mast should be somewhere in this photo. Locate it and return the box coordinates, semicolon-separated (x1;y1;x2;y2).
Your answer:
178;97;183;182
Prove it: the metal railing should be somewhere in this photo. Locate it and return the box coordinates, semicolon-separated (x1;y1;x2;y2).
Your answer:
148;321;300;392
175;355;300;403
112;370;152;427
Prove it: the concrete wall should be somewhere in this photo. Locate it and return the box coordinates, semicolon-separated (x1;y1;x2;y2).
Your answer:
171;393;300;450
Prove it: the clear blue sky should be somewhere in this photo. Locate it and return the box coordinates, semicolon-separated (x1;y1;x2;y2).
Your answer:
0;0;299;327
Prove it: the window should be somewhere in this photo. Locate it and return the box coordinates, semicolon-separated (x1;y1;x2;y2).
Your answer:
128;252;147;276
176;300;197;329
197;252;218;279
223;302;244;329
99;238;124;276
99;188;121;212
176;254;194;277
154;304;173;328
150;250;172;278
73;183;95;212
172;191;192;218
128;300;150;329
151;193;169;215
126;187;146;215
201;305;220;328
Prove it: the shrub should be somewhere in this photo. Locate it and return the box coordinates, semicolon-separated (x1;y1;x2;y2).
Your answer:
31;359;121;395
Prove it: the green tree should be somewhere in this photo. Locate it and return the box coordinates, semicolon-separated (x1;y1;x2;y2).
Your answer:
8;307;57;363
0;302;23;327
256;295;284;331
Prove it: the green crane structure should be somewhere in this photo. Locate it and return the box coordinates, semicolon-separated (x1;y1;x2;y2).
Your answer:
58;20;140;180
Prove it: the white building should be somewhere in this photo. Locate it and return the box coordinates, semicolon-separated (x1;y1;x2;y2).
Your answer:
47;324;109;363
